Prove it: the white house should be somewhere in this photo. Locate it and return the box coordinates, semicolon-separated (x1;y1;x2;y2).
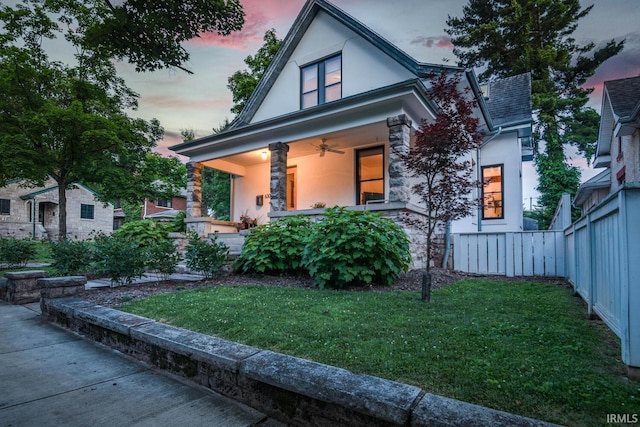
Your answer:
0;177;114;240
574;75;640;214
170;0;532;267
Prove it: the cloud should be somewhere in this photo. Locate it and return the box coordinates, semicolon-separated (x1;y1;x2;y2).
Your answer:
410;35;453;49
188;0;304;49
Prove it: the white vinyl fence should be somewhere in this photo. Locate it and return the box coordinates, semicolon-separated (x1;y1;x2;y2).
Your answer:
453;231;565;277
565;184;640;368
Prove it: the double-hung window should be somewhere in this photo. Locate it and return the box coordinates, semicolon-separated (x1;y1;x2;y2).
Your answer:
0;198;10;215
80;203;95;220
482;165;504;219
301;54;342;109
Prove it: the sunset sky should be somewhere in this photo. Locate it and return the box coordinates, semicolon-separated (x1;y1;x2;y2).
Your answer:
22;0;640;204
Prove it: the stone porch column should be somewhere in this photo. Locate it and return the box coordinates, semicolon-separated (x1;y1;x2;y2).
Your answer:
269;142;289;212
186;161;203;218
387;114;412;203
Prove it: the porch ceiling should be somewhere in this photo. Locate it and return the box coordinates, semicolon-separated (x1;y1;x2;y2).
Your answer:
203;121;398;172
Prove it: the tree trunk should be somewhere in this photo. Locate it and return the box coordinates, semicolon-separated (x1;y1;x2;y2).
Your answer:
422;264;432;302
58;183;67;241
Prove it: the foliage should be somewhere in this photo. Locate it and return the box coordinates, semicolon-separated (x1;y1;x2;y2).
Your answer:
184;232;229;279
113;219;169;247
146;239;181;281
169;211;187;233
0;238;37;268
122;280;640;427
49;239;94;276
446;0;624;223
92;234;146;286
202;168;231;220
227;29;283;114
74;0;244;73
402;69;482;300
235;216;312;275
301;207;410;289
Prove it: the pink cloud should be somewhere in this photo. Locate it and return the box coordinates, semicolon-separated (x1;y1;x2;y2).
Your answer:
410;35;454;49
141;96;230;110
188;0;305;49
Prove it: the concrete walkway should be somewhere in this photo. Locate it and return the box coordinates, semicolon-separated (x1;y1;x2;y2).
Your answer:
85;272;205;289
0;301;275;427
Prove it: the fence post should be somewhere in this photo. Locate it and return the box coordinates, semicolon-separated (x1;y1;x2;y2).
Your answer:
620;187;640;376
586;211;595;317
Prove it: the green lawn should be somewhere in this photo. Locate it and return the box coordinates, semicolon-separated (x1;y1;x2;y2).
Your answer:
121;279;640;426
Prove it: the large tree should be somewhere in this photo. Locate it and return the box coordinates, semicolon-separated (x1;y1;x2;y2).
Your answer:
227;29;283;114
446;0;623;223
0;0;239;238
403;70;483;302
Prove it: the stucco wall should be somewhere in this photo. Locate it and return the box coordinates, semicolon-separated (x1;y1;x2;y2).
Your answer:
251;10;414;123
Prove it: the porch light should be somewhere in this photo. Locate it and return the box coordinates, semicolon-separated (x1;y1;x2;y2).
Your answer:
261;151;268;160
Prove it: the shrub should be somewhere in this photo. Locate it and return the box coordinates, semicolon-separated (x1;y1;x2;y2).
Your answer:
0;238;37;268
49;239;94;276
146;239;181;281
301;207;411;289
169;211;186;233
185;232;229;279
93;234;146;286
235;215;312;275
113;219;169;247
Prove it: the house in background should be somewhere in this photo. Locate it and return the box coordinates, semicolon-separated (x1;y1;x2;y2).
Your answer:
142;189;187;222
170;0;532;267
574;75;640;214
0;177;113;240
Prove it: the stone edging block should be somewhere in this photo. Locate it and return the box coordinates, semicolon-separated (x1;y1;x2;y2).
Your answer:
41;297;559;427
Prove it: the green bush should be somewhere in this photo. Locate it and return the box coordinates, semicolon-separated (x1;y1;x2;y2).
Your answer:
301;207;411;289
113;219;169;247
146;239;181;281
0;238;37;268
93;234;146;286
235;215;312;275
169;211;186;233
49;240;94;276
185;232;229;279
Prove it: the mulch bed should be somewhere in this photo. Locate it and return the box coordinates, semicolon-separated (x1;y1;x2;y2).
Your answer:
77;267;569;308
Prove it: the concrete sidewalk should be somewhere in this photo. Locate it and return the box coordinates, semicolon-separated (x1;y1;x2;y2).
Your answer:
0;301;275;427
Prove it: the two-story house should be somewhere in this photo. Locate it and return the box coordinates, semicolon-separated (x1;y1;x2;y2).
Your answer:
170;0;532;268
574;75;640;214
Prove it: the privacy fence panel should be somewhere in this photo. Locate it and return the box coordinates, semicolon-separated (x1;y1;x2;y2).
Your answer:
453;231;564;277
565;184;640;368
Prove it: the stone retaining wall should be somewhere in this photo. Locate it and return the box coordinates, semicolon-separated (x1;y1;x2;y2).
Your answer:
41;297;556;427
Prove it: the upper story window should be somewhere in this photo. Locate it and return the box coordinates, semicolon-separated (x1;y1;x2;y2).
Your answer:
482;164;504;219
0;198;10;215
301;54;342;109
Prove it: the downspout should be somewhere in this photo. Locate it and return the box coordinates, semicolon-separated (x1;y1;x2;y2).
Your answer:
476;127;503;232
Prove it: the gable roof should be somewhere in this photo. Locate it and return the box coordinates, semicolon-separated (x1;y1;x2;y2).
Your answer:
594;75;640;167
230;0;460;130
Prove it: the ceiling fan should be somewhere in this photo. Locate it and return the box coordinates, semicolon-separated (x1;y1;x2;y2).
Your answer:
313;138;345;157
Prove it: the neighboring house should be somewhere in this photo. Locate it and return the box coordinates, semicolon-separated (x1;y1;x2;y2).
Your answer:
0;177;113;240
170;0;532;267
575;75;640;214
142;190;187;221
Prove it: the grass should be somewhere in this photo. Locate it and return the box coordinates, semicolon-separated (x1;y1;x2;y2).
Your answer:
120;279;640;426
